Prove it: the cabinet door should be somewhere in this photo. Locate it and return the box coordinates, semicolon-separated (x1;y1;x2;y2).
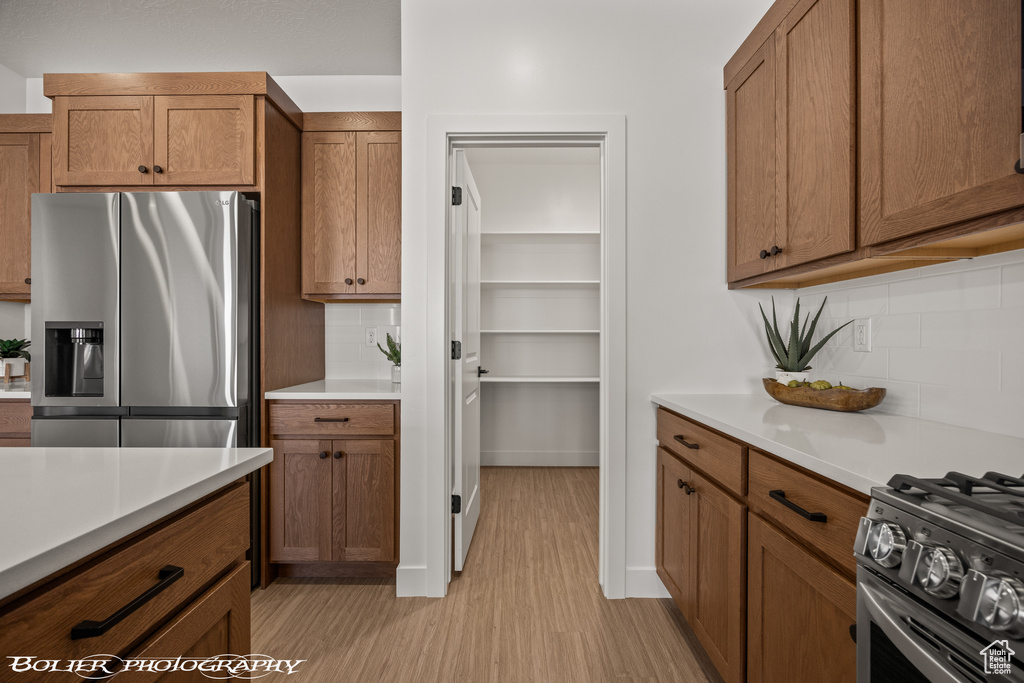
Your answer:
52;96;154;186
356;131;401;294
0;134;38;297
128;562;250;682
154;95;255;186
656;447;692;613
727;38;778;281
776;0;855;268
332;439;396;562
860;0;1024;245
747;514;856;683
269;439;333;562
302;131;358;295
688;470;746;683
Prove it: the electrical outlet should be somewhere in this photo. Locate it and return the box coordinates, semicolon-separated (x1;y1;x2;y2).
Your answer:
853;318;871;352
365;327;378;347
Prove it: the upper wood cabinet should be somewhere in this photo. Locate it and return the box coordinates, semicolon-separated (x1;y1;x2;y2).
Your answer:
0;115;52;301
302;113;401;302
727;0;855;282
859;0;1024;245
52;94;255;186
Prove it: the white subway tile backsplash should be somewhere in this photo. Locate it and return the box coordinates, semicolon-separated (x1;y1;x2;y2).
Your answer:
873;314;920;348
325;305;362;325
323;304;401;379
888;347;999;390
846;284;889;317
817;346;889;379
1002;350;1024;391
1003;262;1024;308
360;304;402;325
920;309;1021;351
919;385;1024;440
888;269;1000;314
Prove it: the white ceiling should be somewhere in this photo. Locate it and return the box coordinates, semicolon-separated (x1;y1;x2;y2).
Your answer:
0;0;400;78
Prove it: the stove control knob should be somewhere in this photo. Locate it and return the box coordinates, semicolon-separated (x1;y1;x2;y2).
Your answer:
915;545;964;598
866;521;907;568
958;571;1024;638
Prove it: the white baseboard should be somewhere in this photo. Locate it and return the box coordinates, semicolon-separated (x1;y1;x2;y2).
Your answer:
395;564;428;597
625;566;671;598
481;450;599;467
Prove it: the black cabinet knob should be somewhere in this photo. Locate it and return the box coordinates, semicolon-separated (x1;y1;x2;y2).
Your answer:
345;278;353;285
138;165;148;173
153;165;163;174
24;278;30;285
333;451;342;459
677;479;685;488
318;451;328;459
770;245;783;256
759;249;770;259
357;278;366;285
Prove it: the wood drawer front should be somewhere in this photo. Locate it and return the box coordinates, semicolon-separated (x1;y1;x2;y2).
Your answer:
0;400;30;439
657;408;745;496
747;449;867;575
0;483;248;667
270;402;395;436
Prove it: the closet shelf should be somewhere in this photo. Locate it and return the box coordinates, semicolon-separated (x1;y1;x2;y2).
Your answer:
480;231;599;244
480;376;600;383
481;280;599;286
480;329;600;334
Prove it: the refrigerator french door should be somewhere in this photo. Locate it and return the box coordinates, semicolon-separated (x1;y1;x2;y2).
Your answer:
30;191;259;448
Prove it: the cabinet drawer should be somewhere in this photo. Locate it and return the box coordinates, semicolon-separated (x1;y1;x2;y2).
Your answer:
657;408;745;496
0;483;248;669
747;449;867;575
269;402;395;436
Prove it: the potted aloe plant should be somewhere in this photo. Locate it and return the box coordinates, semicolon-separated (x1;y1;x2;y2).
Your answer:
758;297;850;385
377;333;401;383
0;338;31;380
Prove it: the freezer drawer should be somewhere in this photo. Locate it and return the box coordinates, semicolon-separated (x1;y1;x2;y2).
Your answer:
31;418;119;447
120;418;238;448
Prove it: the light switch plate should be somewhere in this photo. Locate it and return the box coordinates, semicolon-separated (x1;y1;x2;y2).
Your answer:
853;318;871;352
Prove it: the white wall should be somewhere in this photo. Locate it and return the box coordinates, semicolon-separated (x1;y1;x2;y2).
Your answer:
0;63;26;114
795;251;1024;438
401;0;778;597
25;78;47;114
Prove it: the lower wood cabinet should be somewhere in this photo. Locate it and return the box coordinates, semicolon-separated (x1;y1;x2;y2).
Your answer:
657;447;746;683
0;399;31;446
747;514;857;683
267;400;400;577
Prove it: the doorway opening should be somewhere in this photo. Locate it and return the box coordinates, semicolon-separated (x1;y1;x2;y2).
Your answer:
439;117;626;598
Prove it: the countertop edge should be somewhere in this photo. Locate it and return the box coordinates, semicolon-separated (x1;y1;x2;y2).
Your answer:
0;450;272;601
651;393;881;495
265;391;402;400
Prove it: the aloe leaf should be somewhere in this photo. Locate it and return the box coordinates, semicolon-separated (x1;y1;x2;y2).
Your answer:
796;319;853;369
786;299;801;370
769;297;786;357
762;318;786;367
803;297;828;354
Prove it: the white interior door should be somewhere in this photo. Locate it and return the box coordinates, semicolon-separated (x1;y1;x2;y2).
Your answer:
453;149;482;571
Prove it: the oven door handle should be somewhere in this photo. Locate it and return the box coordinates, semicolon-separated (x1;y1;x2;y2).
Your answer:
860;582;963;683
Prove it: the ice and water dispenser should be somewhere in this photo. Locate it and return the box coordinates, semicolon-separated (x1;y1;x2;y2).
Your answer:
43;322;105;397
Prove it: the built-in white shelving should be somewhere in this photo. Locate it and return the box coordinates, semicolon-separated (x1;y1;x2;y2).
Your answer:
481;329;599;334
480;376;600;383
481;280;600;286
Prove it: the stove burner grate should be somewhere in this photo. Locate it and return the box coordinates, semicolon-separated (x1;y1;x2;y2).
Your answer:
888;471;1024;527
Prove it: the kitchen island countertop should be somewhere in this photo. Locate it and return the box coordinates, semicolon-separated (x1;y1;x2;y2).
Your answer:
0;380;31;399
651;393;1024;495
265;378;401;400
0;446;272;600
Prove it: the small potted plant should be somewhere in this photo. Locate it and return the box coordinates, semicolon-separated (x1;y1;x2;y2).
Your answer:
377;333;401;384
758;297;850;385
0;338;31;381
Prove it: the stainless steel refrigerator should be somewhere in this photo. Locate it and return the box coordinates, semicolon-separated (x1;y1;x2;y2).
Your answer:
30;191;259;448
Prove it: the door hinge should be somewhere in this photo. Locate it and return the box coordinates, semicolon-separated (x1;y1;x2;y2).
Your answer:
451;340;462;360
452;186;463;206
452;494;462;514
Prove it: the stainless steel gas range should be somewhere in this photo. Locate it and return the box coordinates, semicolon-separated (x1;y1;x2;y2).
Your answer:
855;472;1024;682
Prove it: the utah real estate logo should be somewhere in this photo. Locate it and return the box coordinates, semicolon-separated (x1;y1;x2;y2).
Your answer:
981;640;1015;676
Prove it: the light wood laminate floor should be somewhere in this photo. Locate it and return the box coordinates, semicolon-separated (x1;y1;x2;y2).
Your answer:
252;467;717;682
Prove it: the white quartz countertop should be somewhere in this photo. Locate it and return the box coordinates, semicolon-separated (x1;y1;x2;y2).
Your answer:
0;447;272;600
650;394;1024;495
0;380;31;399
265;379;401;400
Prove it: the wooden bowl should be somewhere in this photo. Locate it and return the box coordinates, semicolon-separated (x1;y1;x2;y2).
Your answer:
762;378;886;412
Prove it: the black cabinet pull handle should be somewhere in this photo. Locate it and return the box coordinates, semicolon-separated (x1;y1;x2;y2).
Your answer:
314;417;350;423
770;245;783;256
70;565;183;640
24;278;30;285
769;489;827;522
318;451;329;459
345;278;353;285
138;165;148;173
153;165;163;174
849;624;857;643
673;435;699;450
357;278;366;285
333;451;343;459
759;249;770;259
